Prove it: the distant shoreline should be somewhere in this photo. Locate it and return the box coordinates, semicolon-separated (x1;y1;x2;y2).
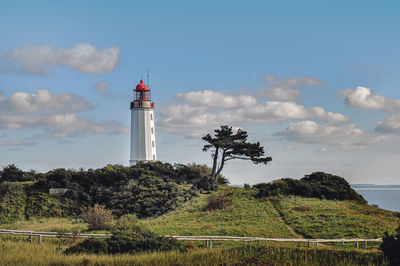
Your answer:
353;188;400;191
351;184;400;189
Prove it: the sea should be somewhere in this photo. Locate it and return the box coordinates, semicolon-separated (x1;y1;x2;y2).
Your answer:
352;186;400;212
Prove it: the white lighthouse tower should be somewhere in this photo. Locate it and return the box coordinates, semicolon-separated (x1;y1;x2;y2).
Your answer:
129;79;157;166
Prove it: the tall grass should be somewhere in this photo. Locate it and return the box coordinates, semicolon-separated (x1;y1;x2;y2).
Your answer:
0;237;384;265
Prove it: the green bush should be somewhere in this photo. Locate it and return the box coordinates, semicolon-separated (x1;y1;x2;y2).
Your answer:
381;224;400;265
254;172;366;203
65;214;181;254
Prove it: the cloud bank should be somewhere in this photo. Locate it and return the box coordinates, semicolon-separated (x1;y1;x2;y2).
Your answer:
159;75;347;138
0;89;127;138
275;121;383;147
0;43;120;75
340;86;400;135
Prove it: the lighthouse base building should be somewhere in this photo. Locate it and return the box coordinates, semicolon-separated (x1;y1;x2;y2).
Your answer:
129;80;157;166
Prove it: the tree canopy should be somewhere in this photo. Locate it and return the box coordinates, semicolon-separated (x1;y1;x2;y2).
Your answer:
202;125;272;183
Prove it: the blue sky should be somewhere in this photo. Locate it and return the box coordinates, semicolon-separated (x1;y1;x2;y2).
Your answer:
1;0;400;184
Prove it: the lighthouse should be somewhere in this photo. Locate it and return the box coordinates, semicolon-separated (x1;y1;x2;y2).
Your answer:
129;79;157;166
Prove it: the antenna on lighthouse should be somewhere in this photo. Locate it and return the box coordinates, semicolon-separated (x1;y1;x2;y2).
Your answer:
147;70;151;90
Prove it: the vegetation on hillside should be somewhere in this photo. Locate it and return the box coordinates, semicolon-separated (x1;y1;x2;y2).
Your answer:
0;182;27;223
254;171;366;203
145;186;294;238
0;162;229;222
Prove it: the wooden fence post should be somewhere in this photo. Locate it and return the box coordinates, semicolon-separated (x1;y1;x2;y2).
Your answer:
364;240;367;249
315;241;318;248
356;241;359;248
265;240;268;246
209;240;212;249
29;235;32;243
38;235;42;244
307;241;310;248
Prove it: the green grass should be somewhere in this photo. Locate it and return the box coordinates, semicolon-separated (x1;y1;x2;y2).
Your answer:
272;196;399;239
0;237;384;266
0;186;397;264
144;186;294;238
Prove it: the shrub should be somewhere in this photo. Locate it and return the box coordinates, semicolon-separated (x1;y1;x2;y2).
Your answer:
203;193;232;211
381;224;400;265
82;204;114;230
65;214;181;254
254;172;366;203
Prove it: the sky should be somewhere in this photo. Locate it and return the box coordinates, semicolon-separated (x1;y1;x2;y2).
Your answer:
1;0;400;185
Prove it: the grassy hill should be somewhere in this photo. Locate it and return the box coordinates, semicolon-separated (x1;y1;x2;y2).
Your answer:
144;186;294;238
0;185;398;265
2;185;398;240
144;186;399;240
272;196;399;239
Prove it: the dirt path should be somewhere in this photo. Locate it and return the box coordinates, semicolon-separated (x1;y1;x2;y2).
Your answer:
269;201;306;239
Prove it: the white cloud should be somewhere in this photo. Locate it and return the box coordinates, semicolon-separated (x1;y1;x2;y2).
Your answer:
0;43;120;75
340;86;400;136
259;74;325;101
159;89;348;137
93;81;111;95
0;90;127;137
276;120;383;147
340;86;400;113
309;106;349;123
375;115;400;134
340;86;386;110
177;90;258;108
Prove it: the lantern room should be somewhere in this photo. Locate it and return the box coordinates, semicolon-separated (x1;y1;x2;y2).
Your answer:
131;80;154;109
135;80;150;101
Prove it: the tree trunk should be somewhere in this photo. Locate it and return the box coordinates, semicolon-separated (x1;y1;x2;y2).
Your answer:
214;150;226;183
211;147;219;179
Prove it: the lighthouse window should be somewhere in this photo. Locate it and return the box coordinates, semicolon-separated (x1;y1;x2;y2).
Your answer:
152;141;155;147
150;114;153;120
151;127;154;134
153;155;155;160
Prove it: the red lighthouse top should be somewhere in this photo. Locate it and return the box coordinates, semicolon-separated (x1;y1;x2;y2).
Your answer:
131;79;154;109
135;80;149;91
